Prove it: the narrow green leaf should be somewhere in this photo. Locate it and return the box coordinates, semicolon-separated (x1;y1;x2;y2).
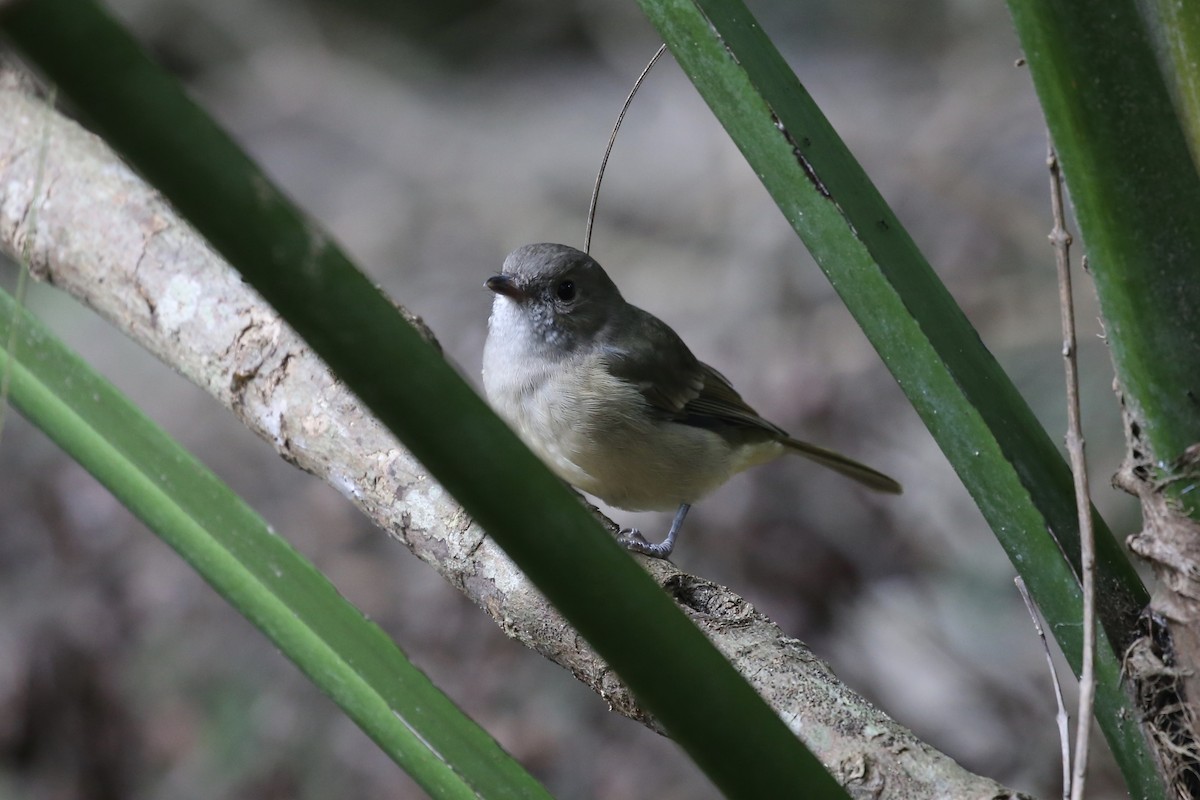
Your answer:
634;0;1160;796
0;286;551;800
1137;0;1200;171
1008;0;1200;518
0;1;851;796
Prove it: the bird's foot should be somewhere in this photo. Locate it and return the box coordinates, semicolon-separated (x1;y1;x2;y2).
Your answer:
616;528;674;560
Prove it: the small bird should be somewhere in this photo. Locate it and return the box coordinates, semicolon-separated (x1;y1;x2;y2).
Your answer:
482;243;901;559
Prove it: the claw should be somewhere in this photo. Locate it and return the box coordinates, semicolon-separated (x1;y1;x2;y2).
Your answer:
616;527;673;559
613;504;691;560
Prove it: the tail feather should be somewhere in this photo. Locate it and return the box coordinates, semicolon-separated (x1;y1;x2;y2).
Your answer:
781;437;902;494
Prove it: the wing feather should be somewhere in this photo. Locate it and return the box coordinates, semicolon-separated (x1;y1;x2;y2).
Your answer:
602;306;783;439
601;305;902;493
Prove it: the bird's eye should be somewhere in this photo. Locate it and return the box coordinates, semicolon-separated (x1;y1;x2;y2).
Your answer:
555;280;577;302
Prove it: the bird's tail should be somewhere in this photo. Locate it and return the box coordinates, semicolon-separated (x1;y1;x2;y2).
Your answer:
780;437;902;494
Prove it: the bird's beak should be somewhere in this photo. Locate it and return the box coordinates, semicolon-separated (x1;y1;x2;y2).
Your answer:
485;274;525;300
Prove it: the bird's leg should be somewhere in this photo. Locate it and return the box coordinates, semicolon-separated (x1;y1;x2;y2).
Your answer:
617;503;690;559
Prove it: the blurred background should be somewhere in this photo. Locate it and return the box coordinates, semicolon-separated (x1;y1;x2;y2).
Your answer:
0;0;1143;797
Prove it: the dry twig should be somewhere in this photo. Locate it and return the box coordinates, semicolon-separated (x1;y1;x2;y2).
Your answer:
1016;576;1072;800
584;43;668;254
1047;141;1096;800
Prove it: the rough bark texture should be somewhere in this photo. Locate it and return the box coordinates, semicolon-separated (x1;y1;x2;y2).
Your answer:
1114;383;1200;800
0;75;1028;800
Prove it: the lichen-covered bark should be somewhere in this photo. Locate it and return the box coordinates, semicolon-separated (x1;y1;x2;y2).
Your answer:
0;74;1027;800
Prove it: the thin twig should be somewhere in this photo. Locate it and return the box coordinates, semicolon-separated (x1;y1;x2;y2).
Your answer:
1048;140;1096;800
583;43;668;254
1016;576;1072;800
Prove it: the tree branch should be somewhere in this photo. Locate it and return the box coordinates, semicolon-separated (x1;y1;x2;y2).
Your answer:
0;74;1029;800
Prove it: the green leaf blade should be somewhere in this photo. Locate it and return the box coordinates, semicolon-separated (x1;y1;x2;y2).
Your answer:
1008;0;1200;516
0;287;550;800
637;0;1161;796
0;1;853;796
